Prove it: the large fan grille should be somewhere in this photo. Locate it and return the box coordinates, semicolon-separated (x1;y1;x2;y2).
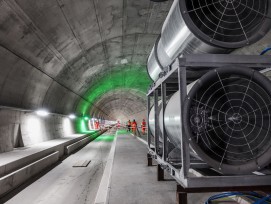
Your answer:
184;0;269;46
186;68;271;172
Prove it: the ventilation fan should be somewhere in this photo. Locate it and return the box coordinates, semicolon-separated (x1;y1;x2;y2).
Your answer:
184;66;271;174
147;0;271;81
183;0;270;48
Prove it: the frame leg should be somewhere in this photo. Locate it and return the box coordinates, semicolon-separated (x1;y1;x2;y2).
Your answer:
176;185;188;204
147;153;152;166
176;192;187;204
157;164;164;181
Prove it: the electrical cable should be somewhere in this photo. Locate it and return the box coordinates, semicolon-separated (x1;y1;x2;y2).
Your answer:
253;194;271;204
261;47;271;55
205;192;243;204
205;192;271;204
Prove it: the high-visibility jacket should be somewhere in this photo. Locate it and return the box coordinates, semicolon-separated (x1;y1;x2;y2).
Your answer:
141;121;146;127
131;121;137;129
141;121;146;130
94;121;98;129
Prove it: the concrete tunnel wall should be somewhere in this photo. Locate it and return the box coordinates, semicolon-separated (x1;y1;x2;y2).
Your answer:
0;109;75;153
0;0;173;153
0;0;271;153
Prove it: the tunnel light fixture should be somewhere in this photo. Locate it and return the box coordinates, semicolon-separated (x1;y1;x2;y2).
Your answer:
120;59;128;64
36;109;49;117
69;114;76;119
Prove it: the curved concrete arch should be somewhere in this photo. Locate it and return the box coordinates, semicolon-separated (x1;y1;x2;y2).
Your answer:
0;0;269;144
89;88;146;119
0;0;172;118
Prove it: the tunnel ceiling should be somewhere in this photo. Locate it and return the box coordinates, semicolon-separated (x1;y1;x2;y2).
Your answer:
90;89;147;120
0;0;173;120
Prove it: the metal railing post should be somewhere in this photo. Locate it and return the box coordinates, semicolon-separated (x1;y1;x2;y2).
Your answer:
161;82;168;161
178;59;190;178
147;96;151;148
154;89;160;155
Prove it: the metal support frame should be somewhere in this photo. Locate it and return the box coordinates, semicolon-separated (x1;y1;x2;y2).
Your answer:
161;83;168;161
147;96;151;148
147;54;271;191
157;164;164;181
177;62;190;178
176;189;187;204
147;153;153;166
154;89;160;155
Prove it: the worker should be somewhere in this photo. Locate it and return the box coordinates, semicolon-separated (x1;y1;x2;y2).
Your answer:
131;119;137;134
96;120;100;129
117;121;120;129
141;119;146;134
94;121;98;129
127;120;131;132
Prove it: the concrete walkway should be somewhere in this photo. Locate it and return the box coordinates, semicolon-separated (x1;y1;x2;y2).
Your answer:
108;133;176;204
1;130;116;204
1;129;226;204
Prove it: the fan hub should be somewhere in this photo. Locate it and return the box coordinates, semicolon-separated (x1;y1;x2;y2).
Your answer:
228;113;242;124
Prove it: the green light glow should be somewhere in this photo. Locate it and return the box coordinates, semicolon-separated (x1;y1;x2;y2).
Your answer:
75;64;151;133
87;131;101;140
78;65;150;115
95;134;115;142
75;118;90;133
117;129;128;135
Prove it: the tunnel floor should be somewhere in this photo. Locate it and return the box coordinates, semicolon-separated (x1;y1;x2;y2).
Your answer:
107;132;176;204
2;131;115;204
0;129;228;204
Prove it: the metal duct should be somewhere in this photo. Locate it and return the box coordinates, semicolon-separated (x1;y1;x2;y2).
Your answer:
161;82;197;149
149;100;162;137
148;82;196;147
147;0;271;81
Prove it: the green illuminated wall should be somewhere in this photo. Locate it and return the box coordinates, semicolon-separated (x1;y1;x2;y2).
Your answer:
75;64;151;133
75;117;93;134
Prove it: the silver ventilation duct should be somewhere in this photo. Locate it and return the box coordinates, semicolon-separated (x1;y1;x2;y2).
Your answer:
147;0;271;81
159;81;197;149
148;83;196;151
149;66;271;174
149;100;162;137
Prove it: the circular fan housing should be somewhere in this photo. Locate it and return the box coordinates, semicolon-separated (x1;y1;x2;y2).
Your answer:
184;67;271;174
180;0;271;48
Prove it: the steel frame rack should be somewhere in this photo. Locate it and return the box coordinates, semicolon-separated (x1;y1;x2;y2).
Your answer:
146;54;271;204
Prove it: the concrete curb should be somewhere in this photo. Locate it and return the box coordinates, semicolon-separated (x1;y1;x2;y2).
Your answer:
0;151;59;197
94;130;118;204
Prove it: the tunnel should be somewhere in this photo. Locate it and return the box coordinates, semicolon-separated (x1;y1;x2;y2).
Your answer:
0;0;271;204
